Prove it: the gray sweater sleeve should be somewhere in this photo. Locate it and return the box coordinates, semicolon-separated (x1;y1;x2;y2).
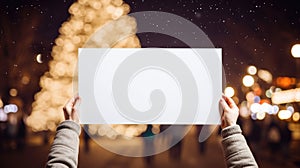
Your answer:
221;125;258;168
46;120;81;168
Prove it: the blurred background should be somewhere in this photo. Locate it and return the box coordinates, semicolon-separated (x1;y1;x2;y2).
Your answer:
0;0;300;167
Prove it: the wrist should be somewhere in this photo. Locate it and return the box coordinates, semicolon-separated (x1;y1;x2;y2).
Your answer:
221;120;237;129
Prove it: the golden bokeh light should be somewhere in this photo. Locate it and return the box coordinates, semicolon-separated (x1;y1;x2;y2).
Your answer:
257;69;272;84
292;112;300;122
242;75;254;87
247;65;257;75
21;75;30;85
224;86;235;98
291;44;300;58
9;88;18;97
278;110;293;120
256;111;266;120
0;98;3;108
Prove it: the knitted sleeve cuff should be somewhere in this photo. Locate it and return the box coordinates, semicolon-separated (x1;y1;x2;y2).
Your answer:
57;120;81;135
221;125;242;139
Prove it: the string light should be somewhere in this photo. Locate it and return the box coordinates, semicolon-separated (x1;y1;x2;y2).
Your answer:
256;111;266;120
242;75;254;87
224;86;235;97
247;65;257;75
291;44;300;58
21;75;30;85
257;69;272;84
292;112;300;122
9;88;18;97
278;110;293;120
0;98;3;108
272;88;300;104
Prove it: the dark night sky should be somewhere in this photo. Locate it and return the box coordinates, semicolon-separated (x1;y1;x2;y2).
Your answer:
126;0;300;83
0;0;300;108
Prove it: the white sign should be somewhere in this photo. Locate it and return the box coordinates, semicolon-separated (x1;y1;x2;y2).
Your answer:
78;48;222;124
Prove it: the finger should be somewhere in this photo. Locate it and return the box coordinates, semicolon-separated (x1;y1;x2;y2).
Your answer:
64;99;73;112
73;96;81;107
220;98;231;111
222;94;237;108
67;96;80;108
226;96;238;109
71;107;80;122
65;96;79;112
222;94;230;104
72;107;79;117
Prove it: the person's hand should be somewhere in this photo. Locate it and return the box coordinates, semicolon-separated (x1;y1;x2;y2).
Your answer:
220;94;239;129
63;96;81;123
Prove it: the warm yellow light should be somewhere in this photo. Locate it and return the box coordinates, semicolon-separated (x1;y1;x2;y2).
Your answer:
27;0;142;135
63;42;75;52
291;44;300;58
257;69;272;84
293;112;300;122
72;36;81;44
106;5;115;14
9;88;18;97
272;88;300;104
0;98;3;108
21;75;30;85
247;65;257;75
265;89;272;98
278;110;292;120
91;1;102;9
246;91;255;103
256;111;266;120
243;75;254;87
112;8;124;19
224;87;235;97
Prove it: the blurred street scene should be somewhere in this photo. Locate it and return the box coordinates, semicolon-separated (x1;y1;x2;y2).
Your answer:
0;125;299;168
1;0;300;167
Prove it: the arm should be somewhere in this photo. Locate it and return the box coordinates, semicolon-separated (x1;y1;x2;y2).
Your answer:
46;121;81;168
220;95;258;168
221;125;258;168
46;96;81;168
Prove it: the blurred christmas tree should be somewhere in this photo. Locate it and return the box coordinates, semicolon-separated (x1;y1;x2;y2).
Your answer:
27;0;141;135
